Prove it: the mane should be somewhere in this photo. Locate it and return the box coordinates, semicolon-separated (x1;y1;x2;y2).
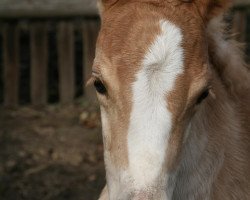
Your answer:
206;15;250;141
206;15;250;100
206;14;250;165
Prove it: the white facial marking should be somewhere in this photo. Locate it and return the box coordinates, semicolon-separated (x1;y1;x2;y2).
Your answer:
127;20;184;191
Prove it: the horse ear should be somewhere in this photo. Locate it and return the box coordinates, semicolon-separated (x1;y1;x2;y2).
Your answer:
194;0;232;21
97;0;119;15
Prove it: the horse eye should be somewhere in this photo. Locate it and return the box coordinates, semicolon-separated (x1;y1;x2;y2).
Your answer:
94;80;107;94
196;89;209;104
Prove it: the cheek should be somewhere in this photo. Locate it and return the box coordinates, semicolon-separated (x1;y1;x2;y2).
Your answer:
100;106;130;169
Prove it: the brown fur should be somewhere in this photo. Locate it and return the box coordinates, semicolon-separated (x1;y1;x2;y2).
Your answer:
95;0;250;199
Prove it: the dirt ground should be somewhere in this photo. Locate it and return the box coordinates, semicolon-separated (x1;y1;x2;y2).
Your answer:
0;98;105;200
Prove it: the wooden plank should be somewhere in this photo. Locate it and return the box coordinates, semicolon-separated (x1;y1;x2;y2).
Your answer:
2;24;20;107
57;21;75;104
0;0;248;18
0;0;98;18
30;23;48;106
232;11;247;45
82;20;99;102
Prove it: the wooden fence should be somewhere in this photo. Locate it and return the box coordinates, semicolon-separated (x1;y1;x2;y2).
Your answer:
0;18;99;107
0;0;97;18
0;3;249;107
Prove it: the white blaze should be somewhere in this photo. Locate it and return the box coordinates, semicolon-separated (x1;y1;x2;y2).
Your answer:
127;20;184;190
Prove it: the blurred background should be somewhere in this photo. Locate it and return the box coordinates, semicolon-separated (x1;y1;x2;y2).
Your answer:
0;0;249;200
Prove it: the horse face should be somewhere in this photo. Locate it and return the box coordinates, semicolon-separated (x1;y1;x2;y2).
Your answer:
93;1;229;199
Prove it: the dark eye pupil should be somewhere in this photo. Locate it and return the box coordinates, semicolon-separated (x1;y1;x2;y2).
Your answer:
196;89;209;104
94;80;106;94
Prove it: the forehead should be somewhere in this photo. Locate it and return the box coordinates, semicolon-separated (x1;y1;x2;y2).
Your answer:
95;8;160;74
95;2;207;84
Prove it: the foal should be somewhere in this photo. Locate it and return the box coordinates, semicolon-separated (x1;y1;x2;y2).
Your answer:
91;0;250;199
